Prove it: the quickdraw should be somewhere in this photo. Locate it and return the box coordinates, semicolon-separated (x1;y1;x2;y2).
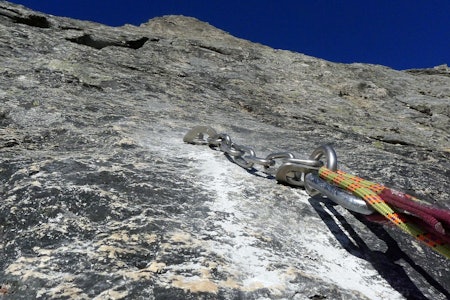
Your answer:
184;125;450;259
319;167;450;258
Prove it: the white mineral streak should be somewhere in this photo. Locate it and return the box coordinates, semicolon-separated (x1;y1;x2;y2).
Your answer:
181;141;403;299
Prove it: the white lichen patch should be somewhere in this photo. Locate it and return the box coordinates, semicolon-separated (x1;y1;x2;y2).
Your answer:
6;254;88;299
94;230;158;259
92;288;129;300
171;275;219;294
4;228;160;298
36;282;89;300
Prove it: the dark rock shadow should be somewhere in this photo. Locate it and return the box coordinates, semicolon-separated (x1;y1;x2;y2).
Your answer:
308;196;450;300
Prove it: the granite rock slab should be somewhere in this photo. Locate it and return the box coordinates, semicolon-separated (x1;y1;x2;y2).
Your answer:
0;2;449;299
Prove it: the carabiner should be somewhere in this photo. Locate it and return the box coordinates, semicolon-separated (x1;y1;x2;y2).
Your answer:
305;173;374;215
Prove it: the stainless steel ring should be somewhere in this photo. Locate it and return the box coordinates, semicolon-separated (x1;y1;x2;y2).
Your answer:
245;156;275;167
183;125;218;145
283;158;324;169
216;134;244;157
305;144;338;195
233;145;255;168
275;160;324;187
263;152;295;175
308;144;337;171
265;152;295;160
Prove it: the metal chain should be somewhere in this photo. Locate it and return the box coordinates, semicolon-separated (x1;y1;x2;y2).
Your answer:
183;125;373;214
184;125;450;259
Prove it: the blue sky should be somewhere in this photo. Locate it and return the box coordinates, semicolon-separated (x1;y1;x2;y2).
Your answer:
8;0;450;70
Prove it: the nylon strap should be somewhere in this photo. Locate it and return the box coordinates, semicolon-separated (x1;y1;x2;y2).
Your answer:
318;167;450;259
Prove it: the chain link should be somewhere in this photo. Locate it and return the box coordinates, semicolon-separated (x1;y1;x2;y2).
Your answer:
184;125;373;214
184;125;326;183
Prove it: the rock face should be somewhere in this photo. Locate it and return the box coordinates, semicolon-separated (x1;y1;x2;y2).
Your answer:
0;2;449;299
